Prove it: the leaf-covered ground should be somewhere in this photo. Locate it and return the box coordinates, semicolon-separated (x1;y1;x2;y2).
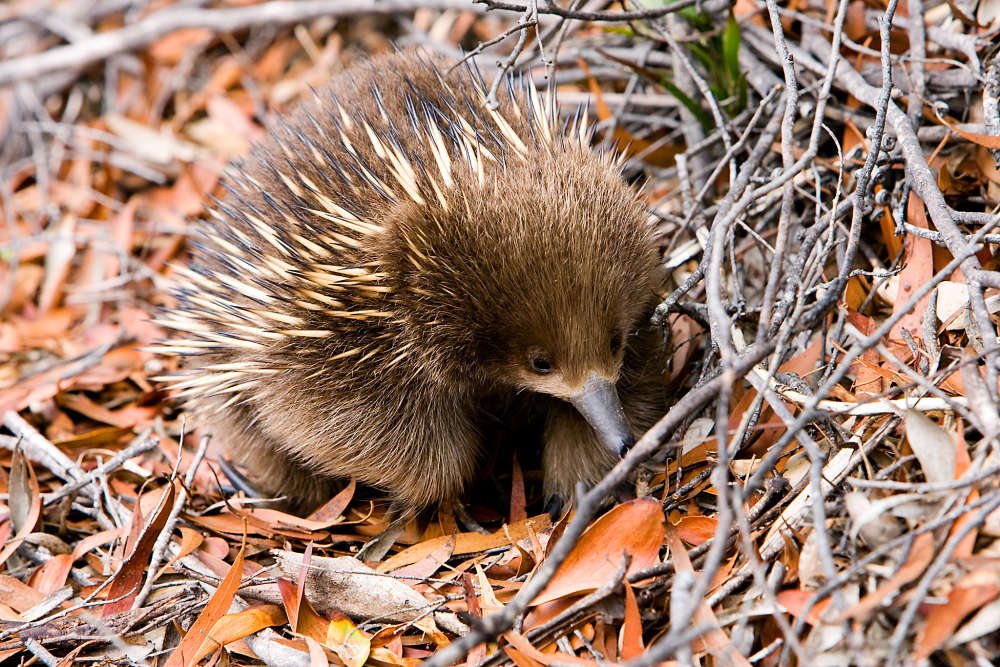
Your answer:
1;0;999;665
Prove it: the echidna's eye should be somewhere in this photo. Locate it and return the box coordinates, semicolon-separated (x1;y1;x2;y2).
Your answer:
529;354;553;374
610;331;624;355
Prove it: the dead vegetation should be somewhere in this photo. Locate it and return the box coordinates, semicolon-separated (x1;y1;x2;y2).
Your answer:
0;0;999;664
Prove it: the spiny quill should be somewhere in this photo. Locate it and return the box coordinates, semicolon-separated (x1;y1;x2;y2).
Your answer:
155;50;669;513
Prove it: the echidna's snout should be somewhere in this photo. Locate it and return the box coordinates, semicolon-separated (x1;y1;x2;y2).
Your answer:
567;373;635;458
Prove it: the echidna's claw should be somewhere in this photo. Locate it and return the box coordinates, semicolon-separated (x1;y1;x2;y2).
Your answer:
217;456;264;498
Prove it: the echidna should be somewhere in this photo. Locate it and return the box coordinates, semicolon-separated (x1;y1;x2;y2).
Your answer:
157;50;668;514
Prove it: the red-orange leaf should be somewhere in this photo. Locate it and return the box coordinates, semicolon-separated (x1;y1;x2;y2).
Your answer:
165;541;245;667
532;499;664;605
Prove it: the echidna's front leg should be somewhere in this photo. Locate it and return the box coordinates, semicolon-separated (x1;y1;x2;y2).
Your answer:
542;402;618;514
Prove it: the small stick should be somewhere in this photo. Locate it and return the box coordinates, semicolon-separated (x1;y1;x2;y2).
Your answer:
2;411;88;490
43;432;160;507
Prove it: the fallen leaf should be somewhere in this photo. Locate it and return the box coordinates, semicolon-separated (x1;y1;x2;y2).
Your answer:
913;571;1000;661
674;515;718;546
103;481;176;617
190;605;287;665
326;609;371;667
904;411;957;485
532;499;664;605
838;532;936;622
381;514;550;572
165;541;246;667
619;582;643;660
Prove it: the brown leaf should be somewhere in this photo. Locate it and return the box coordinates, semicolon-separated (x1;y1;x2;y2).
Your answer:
0;444;40;568
102;481;176;617
307;478;355;523
276;577;330;644
674;515;718;546
668;527;751;665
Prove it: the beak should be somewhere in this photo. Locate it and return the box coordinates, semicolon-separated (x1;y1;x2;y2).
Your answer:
567;373;635;458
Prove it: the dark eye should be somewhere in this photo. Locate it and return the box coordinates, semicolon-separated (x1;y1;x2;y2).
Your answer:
610;331;624;355
529;354;553;374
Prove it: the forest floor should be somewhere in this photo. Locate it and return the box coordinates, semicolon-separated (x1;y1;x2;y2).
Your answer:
0;0;999;664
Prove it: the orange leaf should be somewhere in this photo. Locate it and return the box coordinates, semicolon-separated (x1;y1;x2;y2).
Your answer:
168;527;204;565
189;605;287;665
667;527;751;666
913;572;1000;661
307;478;355;523
932;107;1000;149
504;630;596;665
276;578;330;644
674;516;718;546
775;589;831;626
532;499;664;605
838;532;935;622
30;554;73;595
381;514;550;572
620;582;644;660
326;609;371;667
505;645;545;667
889;192;933;345
164;541;246;667
510;454;527;524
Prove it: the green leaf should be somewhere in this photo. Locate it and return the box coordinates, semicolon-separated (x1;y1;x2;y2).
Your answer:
658;77;713;130
602;25;637;36
723;13;742;84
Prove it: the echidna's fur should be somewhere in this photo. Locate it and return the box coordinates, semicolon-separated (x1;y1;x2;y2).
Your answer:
157;50;668;512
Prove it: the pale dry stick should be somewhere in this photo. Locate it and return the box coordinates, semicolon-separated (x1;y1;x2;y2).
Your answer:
862;10;987;70
484;0;539;108
473;0;703;22
757;0;799;338
715;0;850;210
736;333;846;612
869;338;980;426
479;553;633;665
643;111;788;655
652;98;785;325
23;638;59;667
445;18;538;76
730;489;807;664
849;465;1000;492
422;339;779;667
744;221;998;497
652;21;736;189
905;0;926;126
666;120;785;655
0;0;484;87
801;0;898;330
133;434;211;609
790;486;1000;647
886;489;1000;665
2;411;90;495
833;59;1000;402
43;432;159;507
